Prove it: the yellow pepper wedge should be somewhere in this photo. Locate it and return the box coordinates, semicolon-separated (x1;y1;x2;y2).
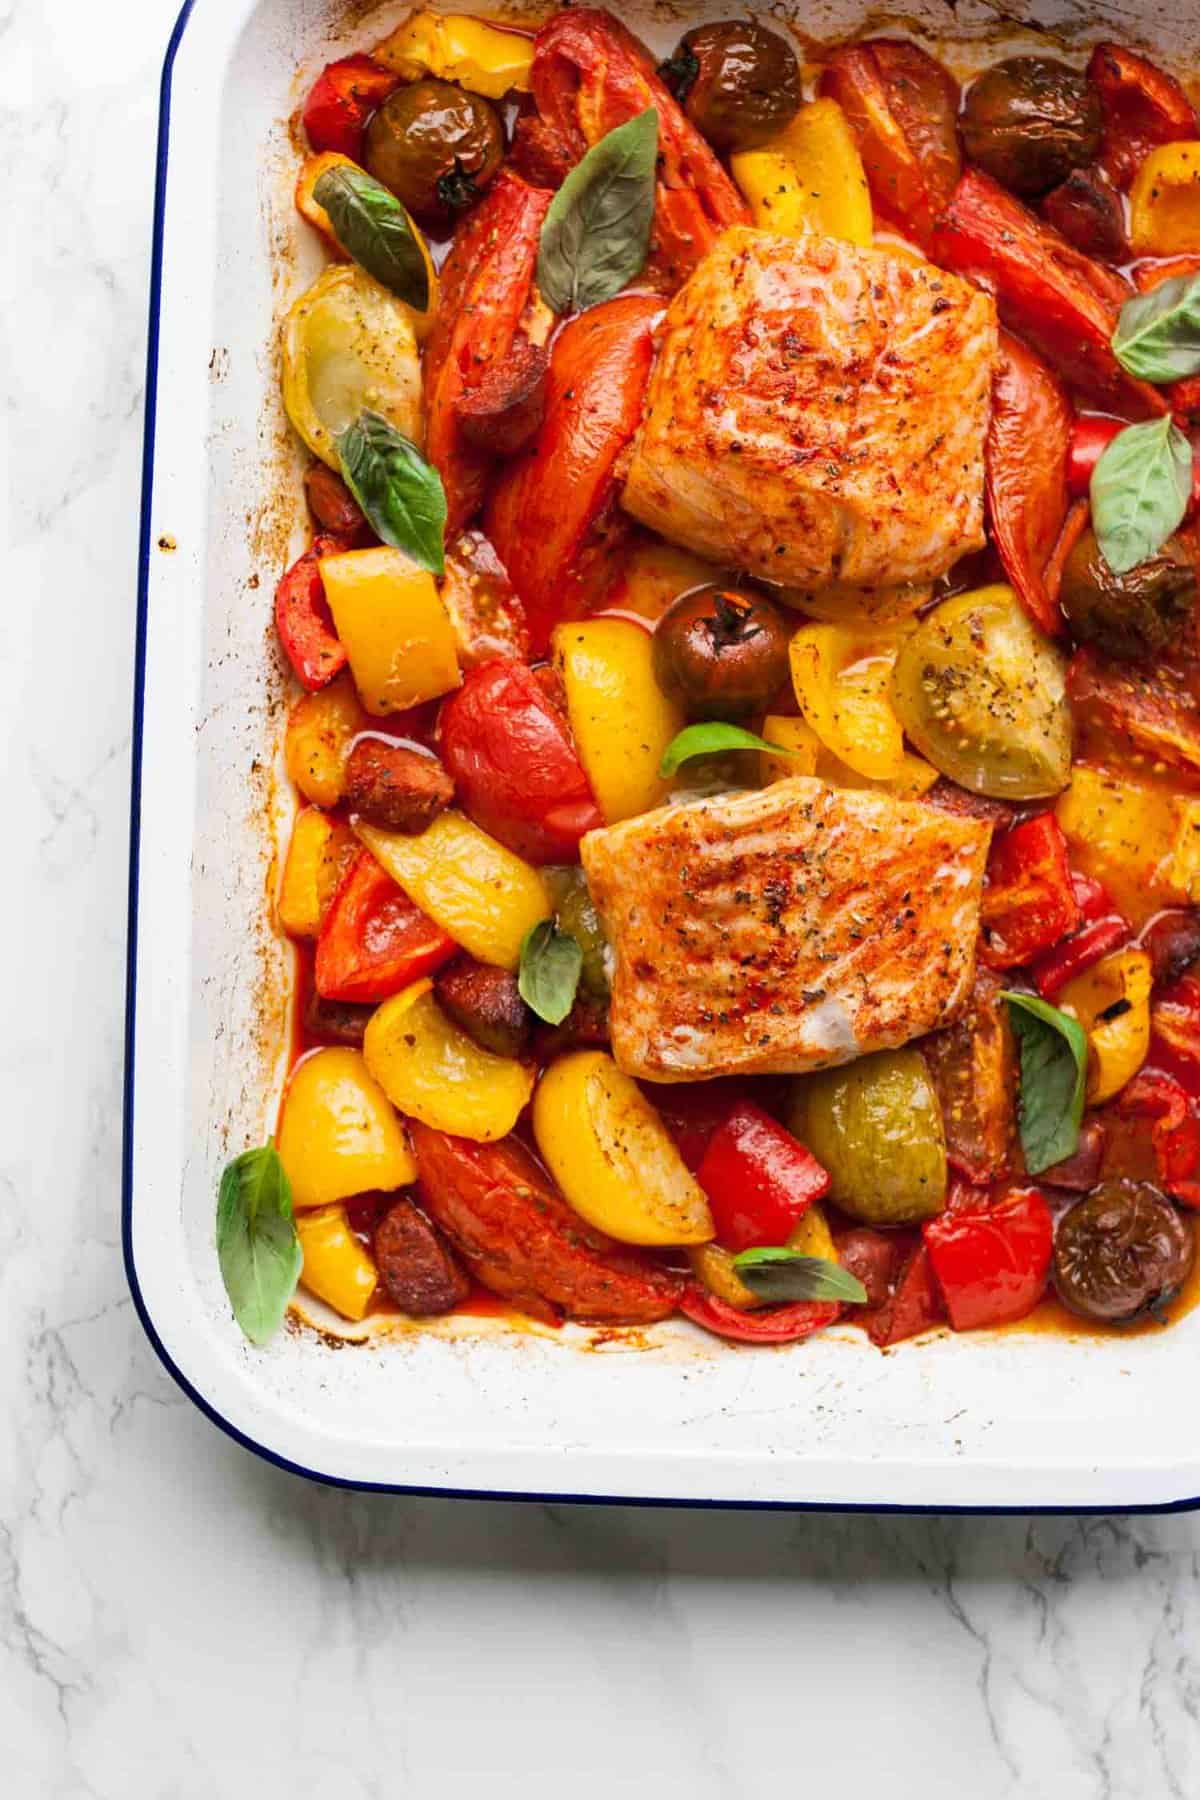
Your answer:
296;1205;379;1321
1129;141;1200;254
688;1243;761;1309
786;1202;840;1262
319;546;461;717
364;979;534;1142
293;153;438;337
553;618;685;823
276;807;357;939
277;1047;416;1210
789;624;908;780
731;99;872;245
759;712;936;796
356;812;549;971
283;671;364;808
759;714;821;786
1057;766;1200;922
373;12;534;98
1058;948;1153;1105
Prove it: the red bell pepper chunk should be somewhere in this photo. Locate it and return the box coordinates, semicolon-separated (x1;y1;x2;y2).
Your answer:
980;814;1081;970
985;333;1071;636
679;1285;839;1345
438;658;602;863
274;532;351;691
696;1102;830;1253
1031;870;1130;998
314;851;456;1004
818;39;960;248
1115;1069;1200;1207
923;1185;1054;1331
1150;974;1200;1092
1088;44;1199;192
862;1242;945;1347
301;54;400;161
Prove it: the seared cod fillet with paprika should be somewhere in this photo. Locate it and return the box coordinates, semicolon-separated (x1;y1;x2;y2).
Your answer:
581;778;991;1083
622;227;997;589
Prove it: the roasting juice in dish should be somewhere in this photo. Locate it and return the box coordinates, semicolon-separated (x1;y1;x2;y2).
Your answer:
212;7;1200;1355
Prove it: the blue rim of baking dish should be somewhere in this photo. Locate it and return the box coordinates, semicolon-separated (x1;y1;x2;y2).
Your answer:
123;0;1200;1512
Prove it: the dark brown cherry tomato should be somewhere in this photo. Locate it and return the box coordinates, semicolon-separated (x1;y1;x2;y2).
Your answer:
1059;528;1197;661
364;79;503;226
961;57;1102;197
652;584;791;721
1053;1181;1194;1323
659;21;801;152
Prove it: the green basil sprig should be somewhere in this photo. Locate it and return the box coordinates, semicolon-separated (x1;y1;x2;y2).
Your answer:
312;164;430;311
519;920;583;1025
659;721;805;779
537;108;658;315
216;1146;302;1346
1003;992;1088;1175
337;410;447;573
1113;272;1200;383
1089;415;1192;576
731;1247;868;1306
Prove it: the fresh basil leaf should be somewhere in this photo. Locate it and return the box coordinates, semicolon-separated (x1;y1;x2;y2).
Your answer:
537;108;658;315
312;164;430;311
519;920;583;1025
1090;415;1191;576
216;1145;302;1346
337;410;447;573
731;1248;868;1306
659;721;804;779
1003;992;1088;1175
1113;272;1200;383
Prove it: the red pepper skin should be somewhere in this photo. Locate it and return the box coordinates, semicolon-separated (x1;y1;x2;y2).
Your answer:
314;851;456;1003
696;1102;830;1254
923;1186;1054;1330
1067;415;1123;497
301;55;400;161
862;1242;945;1347
679;1285;839;1345
1150;974;1200;1093
438;659;602;863
980;814;1081;970
818;40;959;248
1089;44;1199;192
1033;912;1130;999
1116;1070;1200;1206
274;532;352;691
985;333;1071;636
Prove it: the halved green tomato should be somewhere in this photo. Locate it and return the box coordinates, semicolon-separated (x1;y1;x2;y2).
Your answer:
281;263;423;469
890;584;1072;799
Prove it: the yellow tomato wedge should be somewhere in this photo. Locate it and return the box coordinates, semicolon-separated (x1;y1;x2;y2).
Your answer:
283;671;365;808
1058;948;1153;1105
277;1047;416;1210
1129;141;1200;253
296;1206;379;1321
533;1051;714;1246
276;807;357;939
319;545;460;716
732;99;872;244
364;979;534;1142
373;12;534;97
281;263;423;469
789;624;908;779
553;618;684;823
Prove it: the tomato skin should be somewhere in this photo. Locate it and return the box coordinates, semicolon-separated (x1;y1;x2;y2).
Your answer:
274;532;352;691
861;1241;945;1347
438;658;602;863
923;1185;1054;1330
696;1103;830;1253
980;813;1080;969
819;39;959;247
314;850;456;1003
680;1286;839;1344
1088;44;1198;192
1067;415;1122;496
302;55;400;161
986;333;1071;636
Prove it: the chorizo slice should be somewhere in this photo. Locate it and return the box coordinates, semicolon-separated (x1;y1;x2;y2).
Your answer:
345;740;455;834
434;957;531;1059
374;1197;470;1316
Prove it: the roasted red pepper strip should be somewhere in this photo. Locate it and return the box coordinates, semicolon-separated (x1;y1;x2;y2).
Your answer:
1088;44;1199;192
819;38;959;248
1032;872;1131;998
862;1242;945;1347
931;169;1165;419
695;1102;830;1254
274;531;352;691
986;333;1071;636
314;850;456;1003
1151;974;1200;1095
1115;1070;1200;1206
923;1185;1054;1330
679;1285;839;1345
530;7;747;287
423;171;552;540
438;658;602;863
980;814;1080;970
301;54;400;161
486;294;660;653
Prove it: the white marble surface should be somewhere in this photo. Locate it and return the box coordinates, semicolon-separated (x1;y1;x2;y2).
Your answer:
6;1;1200;1794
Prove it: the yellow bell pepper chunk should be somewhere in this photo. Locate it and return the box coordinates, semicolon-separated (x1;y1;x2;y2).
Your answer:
364;979;534;1142
356;811;549;971
1057;766;1200;922
688;1243;761;1309
320;546;460;717
1129;141;1200;254
278;1047;416;1210
1058;948;1153;1106
786;1202;840;1262
759;714;821;785
284;672;364;808
277;807;357;939
789;624;908;780
533;1051;714;1246
374;12;534;98
296;1205;378;1321
553;618;685;823
732;99;872;245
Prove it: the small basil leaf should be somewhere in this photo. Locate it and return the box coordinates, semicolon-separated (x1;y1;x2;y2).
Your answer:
1003;992;1088;1175
537;108;658;315
659;721;804;779
311;164;430;311
519;920;583;1025
1090;415;1191;576
1113;272;1200;383
337;410;447;573
731;1248;868;1306
216;1145;302;1346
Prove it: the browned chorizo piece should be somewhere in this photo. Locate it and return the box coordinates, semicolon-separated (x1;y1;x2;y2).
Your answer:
922;778;1018;831
344;739;455;833
410;1124;685;1324
455;340;550;458
434;957;532;1059
532;990;611;1061
374;1196;471;1315
305;462;367;537
303;989;374;1046
921;967;1017;1182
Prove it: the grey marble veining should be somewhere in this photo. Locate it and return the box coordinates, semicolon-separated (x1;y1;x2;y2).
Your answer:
4;0;1200;1794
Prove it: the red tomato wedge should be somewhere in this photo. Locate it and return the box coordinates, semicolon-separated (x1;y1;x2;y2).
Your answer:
314;850;455;1003
985;333;1072;637
679;1286;840;1345
274;532;352;692
819;38;960;248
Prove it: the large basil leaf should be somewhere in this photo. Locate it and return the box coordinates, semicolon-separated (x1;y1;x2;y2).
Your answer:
731;1248;868;1306
537;108;658;315
519;920;582;1025
312;164;430;311
1113;272;1200;383
337;410;447;573
659;721;805;778
1003;993;1088;1175
1090;415;1191;576
216;1146;302;1346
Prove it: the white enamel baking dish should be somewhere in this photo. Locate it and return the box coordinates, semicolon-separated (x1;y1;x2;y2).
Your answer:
126;0;1200;1507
